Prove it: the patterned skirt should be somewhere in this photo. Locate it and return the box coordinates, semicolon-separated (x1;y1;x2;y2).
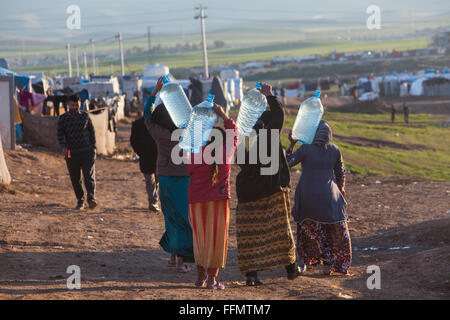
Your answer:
236;191;296;274
297;220;352;274
188;199;230;270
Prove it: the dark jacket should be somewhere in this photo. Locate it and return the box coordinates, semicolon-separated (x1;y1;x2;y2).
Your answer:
130;117;157;174
57;111;96;154
236;95;291;203
287;121;347;224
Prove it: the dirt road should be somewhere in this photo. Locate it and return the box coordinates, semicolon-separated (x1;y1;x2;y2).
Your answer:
0;123;448;300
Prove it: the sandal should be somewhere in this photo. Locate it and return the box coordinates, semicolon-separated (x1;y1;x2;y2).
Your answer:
206;282;225;290
177;264;191;273
167;260;176;268
195;278;207;287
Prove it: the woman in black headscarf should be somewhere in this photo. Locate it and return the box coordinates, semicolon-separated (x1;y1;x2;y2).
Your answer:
286;120;351;275
235;83;303;286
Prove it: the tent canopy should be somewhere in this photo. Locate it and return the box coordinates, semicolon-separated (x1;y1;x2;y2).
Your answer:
0;67;30;89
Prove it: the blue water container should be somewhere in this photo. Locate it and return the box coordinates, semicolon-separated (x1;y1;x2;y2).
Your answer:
291;90;324;144
236;82;268;136
159;74;192;128
179;94;217;154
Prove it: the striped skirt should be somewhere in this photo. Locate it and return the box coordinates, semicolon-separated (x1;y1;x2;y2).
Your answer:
236;191;296;274
188;199;230;270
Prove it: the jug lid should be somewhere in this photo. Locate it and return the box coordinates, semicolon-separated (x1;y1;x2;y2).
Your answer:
162;74;172;84
206;94;215;104
313;90;321;98
255;82;262;89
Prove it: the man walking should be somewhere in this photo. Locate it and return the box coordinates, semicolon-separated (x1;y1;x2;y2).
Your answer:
130;117;160;212
403;102;410;124
391;104;396;123
57;94;97;210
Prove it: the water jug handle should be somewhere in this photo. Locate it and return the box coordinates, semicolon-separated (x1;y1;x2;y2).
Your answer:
206;94;215;104
255;82;262;89
313;90;321;98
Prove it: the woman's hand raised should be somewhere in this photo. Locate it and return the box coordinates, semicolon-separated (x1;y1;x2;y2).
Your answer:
257;82;273;97
213;104;229;121
151;77;164;97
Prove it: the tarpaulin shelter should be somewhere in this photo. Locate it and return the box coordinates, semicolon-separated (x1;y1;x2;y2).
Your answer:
0;67;31;90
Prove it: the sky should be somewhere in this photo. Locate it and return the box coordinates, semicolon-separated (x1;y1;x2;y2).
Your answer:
1;0;449;43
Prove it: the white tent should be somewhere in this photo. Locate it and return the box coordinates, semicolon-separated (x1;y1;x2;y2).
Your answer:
143;64;169;78
0;75;15;150
0;134;11;186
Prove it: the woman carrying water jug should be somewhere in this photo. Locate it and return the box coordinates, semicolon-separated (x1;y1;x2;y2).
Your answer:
286;121;352;275
235;82;304;286
143;77;195;273
187;104;238;290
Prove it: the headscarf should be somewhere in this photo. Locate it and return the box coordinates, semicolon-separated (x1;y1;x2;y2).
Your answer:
149;103;177;133
312;120;332;149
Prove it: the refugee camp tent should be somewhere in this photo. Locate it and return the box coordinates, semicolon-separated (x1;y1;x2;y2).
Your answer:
0;67;31;91
423;77;450;97
143;64;169;78
69;77;120;99
0;135;11;186
119;75;142;98
0;75;16;150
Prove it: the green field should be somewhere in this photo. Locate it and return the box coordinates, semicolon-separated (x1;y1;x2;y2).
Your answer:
279;112;450;181
10;37;432;76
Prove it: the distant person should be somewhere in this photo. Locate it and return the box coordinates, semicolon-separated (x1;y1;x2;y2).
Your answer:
130;116;160;212
281;88;287;106
57;94;97;210
287;121;351;275
391;104;396;123
351;86;358;103
403;102;410;124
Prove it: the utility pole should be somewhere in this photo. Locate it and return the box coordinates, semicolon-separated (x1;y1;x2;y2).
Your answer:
117;32;125;76
195;5;209;79
75;46;80;77
409;9;415;35
95;57;99;75
147;25;152;64
66;43;73;77
83;52;88;78
90;38;96;75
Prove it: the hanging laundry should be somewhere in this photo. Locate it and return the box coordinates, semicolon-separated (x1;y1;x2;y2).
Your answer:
18;89;33;107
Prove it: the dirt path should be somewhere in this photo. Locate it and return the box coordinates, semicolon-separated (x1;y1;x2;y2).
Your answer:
0;123;449;300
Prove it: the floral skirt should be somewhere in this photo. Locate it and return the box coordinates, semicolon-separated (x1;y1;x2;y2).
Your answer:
296;220;352;274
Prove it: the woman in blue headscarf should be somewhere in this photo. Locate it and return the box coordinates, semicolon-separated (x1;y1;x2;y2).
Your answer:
286;120;351;275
